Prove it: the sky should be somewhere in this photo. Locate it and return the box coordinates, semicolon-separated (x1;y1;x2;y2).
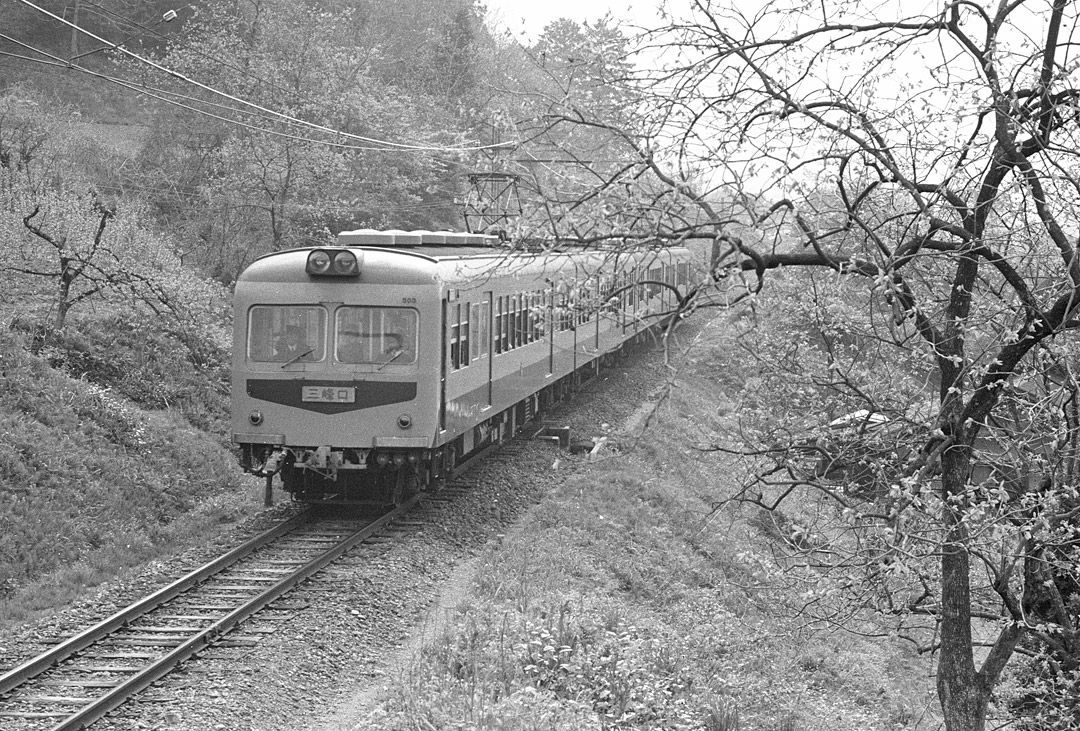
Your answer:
483;0;659;41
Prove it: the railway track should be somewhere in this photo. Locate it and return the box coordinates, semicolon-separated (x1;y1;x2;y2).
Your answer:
0;497;419;730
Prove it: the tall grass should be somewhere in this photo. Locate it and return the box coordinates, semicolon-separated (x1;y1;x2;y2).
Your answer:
357;332;939;730
0;314;261;626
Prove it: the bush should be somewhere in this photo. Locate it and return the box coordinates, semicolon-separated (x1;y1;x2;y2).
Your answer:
29;308;231;437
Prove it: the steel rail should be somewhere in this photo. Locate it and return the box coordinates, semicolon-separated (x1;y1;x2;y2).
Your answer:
0;508;313;698
37;496;417;731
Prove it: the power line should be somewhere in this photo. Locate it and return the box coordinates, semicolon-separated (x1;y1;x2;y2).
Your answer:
96;184;460;214
78;1;302;102
0;34;470;154
10;0;516;155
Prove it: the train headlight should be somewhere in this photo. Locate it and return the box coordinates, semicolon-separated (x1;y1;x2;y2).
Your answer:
397;413;413;429
331;250;359;275
375;452;390;466
307;250;332;274
307;249;360;277
248;410;263;425
392;454;407;467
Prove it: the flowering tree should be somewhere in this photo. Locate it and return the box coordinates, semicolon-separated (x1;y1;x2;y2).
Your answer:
521;1;1080;729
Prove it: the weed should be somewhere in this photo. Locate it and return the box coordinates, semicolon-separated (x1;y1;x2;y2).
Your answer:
704;699;740;731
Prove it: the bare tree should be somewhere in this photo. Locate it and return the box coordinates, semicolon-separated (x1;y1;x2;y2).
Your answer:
514;2;1080;729
20;200;112;331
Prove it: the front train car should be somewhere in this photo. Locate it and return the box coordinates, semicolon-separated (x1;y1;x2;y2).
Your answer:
231;230;495;502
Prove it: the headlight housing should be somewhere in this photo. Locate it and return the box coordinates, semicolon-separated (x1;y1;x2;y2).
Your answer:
307;249;360;277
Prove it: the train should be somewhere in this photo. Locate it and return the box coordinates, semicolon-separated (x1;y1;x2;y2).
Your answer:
230;229;696;503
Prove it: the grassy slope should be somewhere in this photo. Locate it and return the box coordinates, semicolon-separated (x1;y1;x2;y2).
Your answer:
364;316;941;731
0;324;263;626
0;299;941;727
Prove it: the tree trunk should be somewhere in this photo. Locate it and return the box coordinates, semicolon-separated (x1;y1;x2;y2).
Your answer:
936;445;990;731
54;258;74;331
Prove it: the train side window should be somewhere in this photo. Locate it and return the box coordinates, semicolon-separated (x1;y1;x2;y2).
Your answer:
461;303;470;365
557;287;571;332
536;291;546;340
449;303;461;369
507;295;517;350
648;267;662;298
501;296;511;352
248;305;326;363
520;294;528;345
515;294;522;348
529;293;537;341
335;307;417;365
469;303;481;360
450;302;470;370
478;301;490;357
470;303;480;360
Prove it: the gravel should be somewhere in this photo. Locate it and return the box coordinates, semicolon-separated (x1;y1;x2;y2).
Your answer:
0;332;678;731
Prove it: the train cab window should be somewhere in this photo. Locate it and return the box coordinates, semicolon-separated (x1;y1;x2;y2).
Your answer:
335;307;417;365
247;306;326;363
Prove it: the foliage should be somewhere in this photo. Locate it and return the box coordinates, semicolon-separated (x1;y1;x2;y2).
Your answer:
521;616;697;728
491;19;665;242
0;87;59;176
119;0;498;280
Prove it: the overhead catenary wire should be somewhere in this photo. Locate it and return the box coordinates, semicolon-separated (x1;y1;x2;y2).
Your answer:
10;0;516;154
77;0;307;103
95;183;459;214
0;35;470;154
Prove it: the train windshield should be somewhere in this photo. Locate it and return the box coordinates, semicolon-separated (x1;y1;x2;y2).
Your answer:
336;307;418;365
247;306;327;363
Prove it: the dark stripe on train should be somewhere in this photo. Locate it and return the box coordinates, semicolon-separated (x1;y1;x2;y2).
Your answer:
246;379;418;414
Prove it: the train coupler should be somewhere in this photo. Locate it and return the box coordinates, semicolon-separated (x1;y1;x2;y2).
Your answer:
260;449;287;476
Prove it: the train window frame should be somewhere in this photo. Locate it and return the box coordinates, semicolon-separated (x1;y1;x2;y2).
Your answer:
247;305;327;364
334;306;418;366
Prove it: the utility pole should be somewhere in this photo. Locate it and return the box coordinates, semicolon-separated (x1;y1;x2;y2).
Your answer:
69;0;81;58
463;121;520;236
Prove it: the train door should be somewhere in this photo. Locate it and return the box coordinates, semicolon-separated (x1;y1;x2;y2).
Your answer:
547;288;554;375
439;296;449;433
594;275;602;351
484;291;493;407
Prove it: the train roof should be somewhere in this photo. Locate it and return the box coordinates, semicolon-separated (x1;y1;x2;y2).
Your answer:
335;229;502;258
237;229;690;287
